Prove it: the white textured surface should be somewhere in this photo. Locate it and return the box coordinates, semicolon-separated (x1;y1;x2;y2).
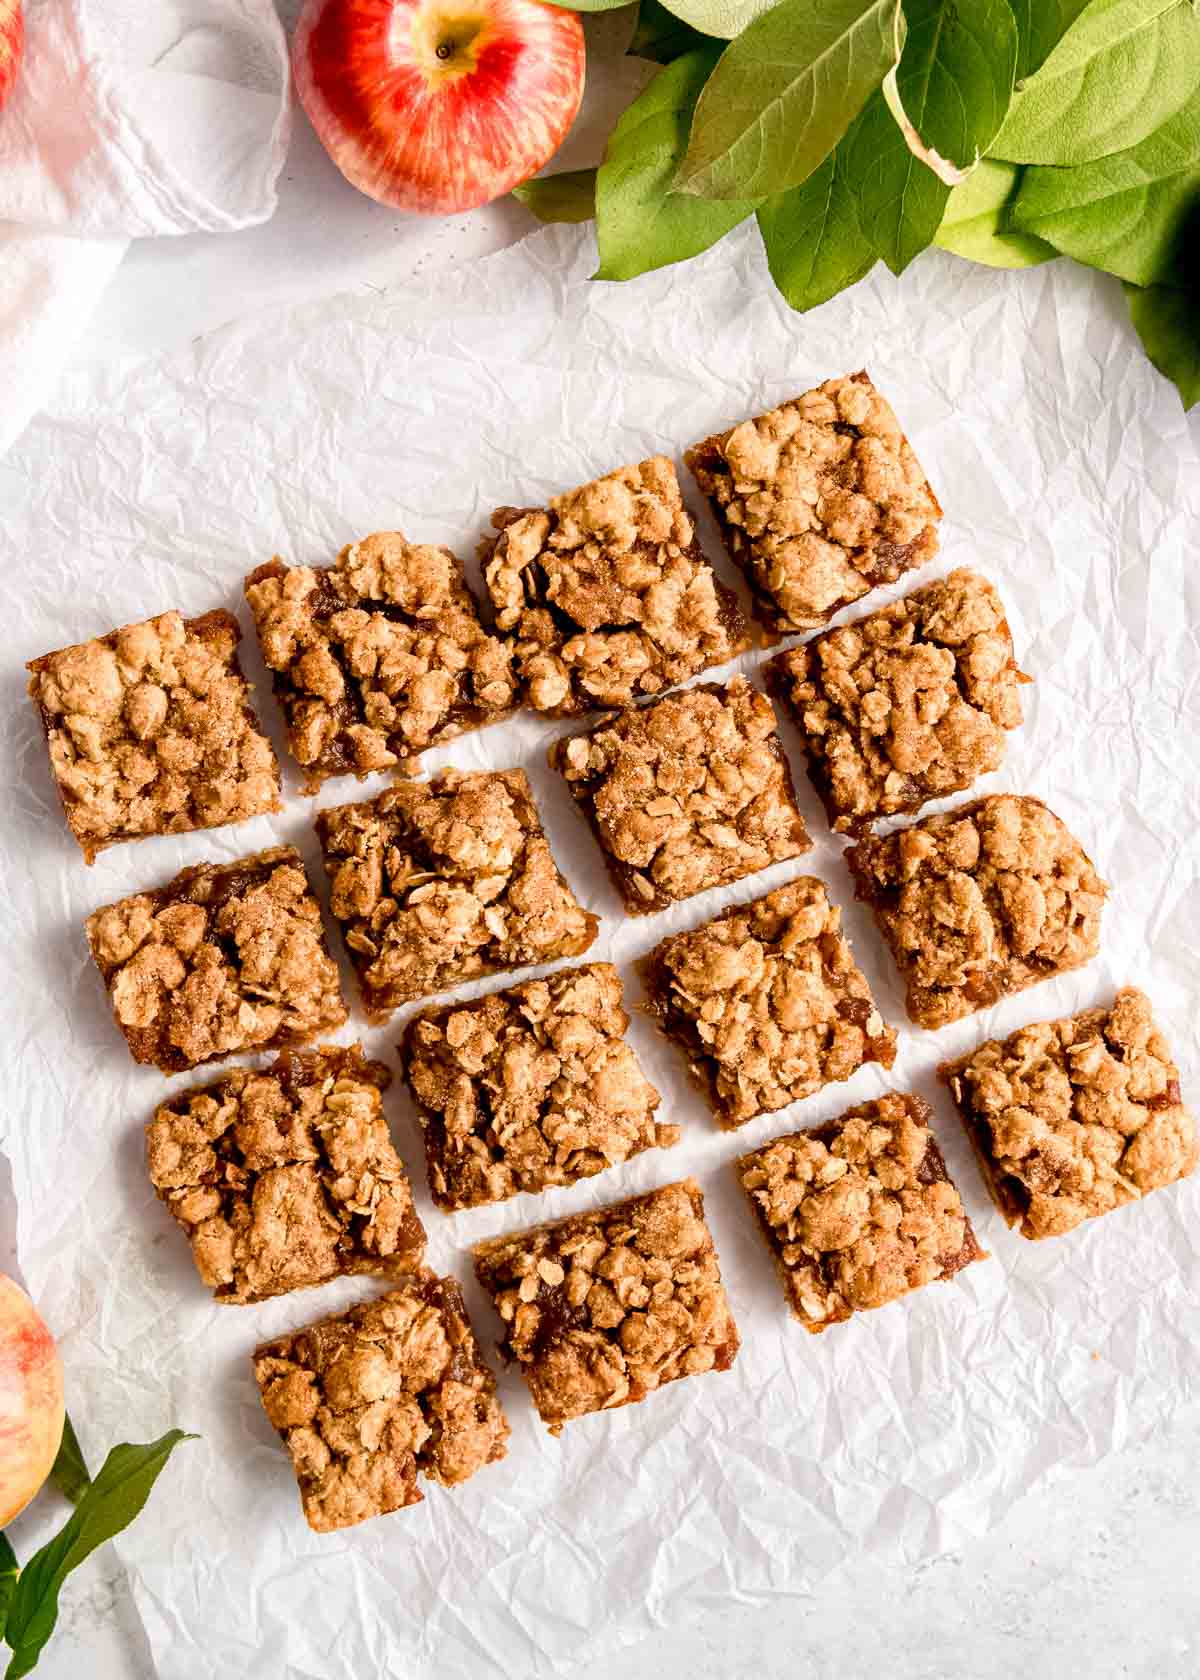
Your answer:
3;6;1199;1677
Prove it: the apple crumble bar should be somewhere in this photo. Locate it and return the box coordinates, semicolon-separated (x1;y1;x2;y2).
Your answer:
147;1044;426;1303
940;988;1197;1240
85;844;348;1072
479;455;750;715
735;1093;985;1333
846;794;1106;1030
473;1179;739;1435
315;768;598;1020
245;532;515;791
27;608;280;862
767;570;1029;833
402;963;677;1212
685;371;942;638
639;877;897;1129
253;1279;509;1532
548;676;811;913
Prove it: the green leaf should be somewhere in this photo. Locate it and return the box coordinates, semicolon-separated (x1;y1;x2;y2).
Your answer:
0;1534;18;1638
849;0;1019;275
995;0;1200;165
596;46;756;278
4;1431;195;1680
512;170;597;223
1125;280;1200;407
545;0;634;11
1008;0;1093;79
1009;88;1200;285
629;0;708;61
934;158;1057;267
758;116;877;309
656;0;780;41
48;1416;90;1508
676;0;903;202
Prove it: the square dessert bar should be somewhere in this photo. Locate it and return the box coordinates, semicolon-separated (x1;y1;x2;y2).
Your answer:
846;794;1106;1031
940;988;1197;1241
735;1092;986;1333
685;371;942;638
479;455;750;716
85;844;348;1072
147;1044;426;1303
245;531;515;792
27;608;280;862
402;963;677;1212
253;1278;510;1533
767;570;1030;834
640;878;897;1129
548;676;811;914
473;1178;739;1435
315;768;598;1020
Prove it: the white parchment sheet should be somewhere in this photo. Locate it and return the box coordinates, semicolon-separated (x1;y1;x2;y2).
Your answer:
1;224;1199;1680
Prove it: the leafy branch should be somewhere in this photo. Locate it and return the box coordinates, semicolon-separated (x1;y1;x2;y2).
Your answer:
530;0;1200;408
1;1428;194;1677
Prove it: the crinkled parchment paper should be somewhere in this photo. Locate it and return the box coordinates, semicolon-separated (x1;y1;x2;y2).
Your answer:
1;224;1198;1680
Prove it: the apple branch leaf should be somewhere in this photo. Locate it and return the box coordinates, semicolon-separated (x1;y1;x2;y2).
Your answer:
934;158;1057;268
849;0;1019;275
3;1431;195;1680
596;46;756;277
995;0;1200;166
1125;280;1200;407
675;0;903;201
1009;87;1200;286
512;170;597;223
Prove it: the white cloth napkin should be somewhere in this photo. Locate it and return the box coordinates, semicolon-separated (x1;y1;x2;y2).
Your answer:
0;0;290;456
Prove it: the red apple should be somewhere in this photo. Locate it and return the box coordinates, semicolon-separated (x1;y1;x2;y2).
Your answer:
0;1275;64;1527
0;0;22;113
292;0;585;215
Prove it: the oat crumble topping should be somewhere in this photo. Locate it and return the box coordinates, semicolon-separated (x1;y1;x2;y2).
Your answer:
941;988;1197;1240
403;963;676;1212
245;534;516;790
480;456;750;715
736;1092;985;1332
768;570;1029;833
315;768;598;1020
86;844;348;1072
685;371;942;637
28;609;280;861
640;877;897;1129
254;1279;509;1532
549;677;811;913
147;1044;426;1303
473;1179;739;1435
846;794;1106;1030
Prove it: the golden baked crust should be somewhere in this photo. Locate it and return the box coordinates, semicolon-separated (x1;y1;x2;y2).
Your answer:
640;877;896;1129
245;533;515;791
685;371;942;638
736;1093;986;1333
28;608;280;862
402;963;676;1212
473;1179;739;1435
768;570;1029;833
549;677;811;913
480;456;750;715
86;844;348;1072
253;1279;509;1533
846;794;1107;1030
315;768;598;1020
940;988;1197;1240
147;1044;426;1303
